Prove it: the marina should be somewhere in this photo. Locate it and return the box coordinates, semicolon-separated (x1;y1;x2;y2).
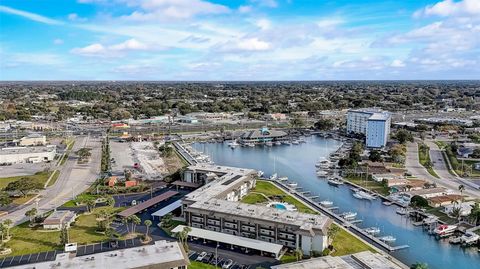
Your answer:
192;135;480;269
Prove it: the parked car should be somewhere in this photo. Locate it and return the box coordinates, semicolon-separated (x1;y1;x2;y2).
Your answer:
203;253;214;263
222;259;234;269
196;252;207;262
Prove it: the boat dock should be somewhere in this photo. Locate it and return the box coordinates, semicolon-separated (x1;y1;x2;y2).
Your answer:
270;179;410;253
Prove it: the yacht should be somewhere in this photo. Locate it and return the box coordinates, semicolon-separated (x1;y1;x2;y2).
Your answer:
460;232;479;245
257;171;264;177
353;190;376;200
274;141;282;146
287;182;298;188
246;143;255;147
283;141;292;146
327;178;344;186
449;236;462;244
396;208;409;215
316;170;328;176
379;235;396;242
382;201;393;206
228;141;239;149
269;173;278;180
433;225;457;236
320;200;333;207
278;176;288;181
265;141;273;147
365;227;381;235
292;140;299;145
341;212;357;220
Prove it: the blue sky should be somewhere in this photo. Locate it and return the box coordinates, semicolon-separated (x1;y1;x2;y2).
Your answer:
0;0;479;80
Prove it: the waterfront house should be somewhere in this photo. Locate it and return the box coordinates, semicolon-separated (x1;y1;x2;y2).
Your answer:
400;187;448;201
427;195;463;207
240;127;287;145
443;201;475;217
42;210;76;230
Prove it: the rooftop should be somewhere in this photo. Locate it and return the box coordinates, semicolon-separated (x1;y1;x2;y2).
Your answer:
117;190;178;218
0;145;56;155
10;240;189;269
43;210;76;225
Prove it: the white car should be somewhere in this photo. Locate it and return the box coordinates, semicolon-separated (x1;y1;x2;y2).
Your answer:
222;259;233;269
196;252;207;262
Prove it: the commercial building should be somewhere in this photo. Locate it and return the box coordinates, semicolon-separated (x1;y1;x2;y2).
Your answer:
42;210;77;230
346;108;391;148
240;127;288;145
10;240;189;269
270;251;404;269
0;145;56;164
19;133;46;146
181;164;332;256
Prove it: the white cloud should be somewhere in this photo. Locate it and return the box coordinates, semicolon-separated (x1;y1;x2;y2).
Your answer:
237;38;271;51
122;0;230;20
71;43;106;56
238;5;253;13
71;39;158;57
415;0;480;17
390;59;405;67
109;39;148;50
0;5;63;25
255;19;272;30
53;39;64;45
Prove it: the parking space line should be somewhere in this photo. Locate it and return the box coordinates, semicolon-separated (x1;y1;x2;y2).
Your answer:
35;252;40;262
0;257;6;267
27;254;32;263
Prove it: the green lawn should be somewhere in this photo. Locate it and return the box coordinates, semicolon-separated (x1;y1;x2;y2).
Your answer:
331;224;376;256
425;207;457;225
0;171;54;190
161;220;186;237
344;175;390;196
5;206;124;256
61;193;100;207
418;143;440;178
242;180;317;214
280;253;297;263
189;261;216;269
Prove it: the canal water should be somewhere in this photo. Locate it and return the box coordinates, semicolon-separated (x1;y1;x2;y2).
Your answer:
193;135;480;269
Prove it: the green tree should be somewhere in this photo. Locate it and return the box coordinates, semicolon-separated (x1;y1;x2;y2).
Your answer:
25;208;37;223
327;224;340;245
410;195;429;208
5;178;42;197
394;129;414;144
3;219;12;240
60;224;69;245
289;116;305;129
76;148;92;161
176;226;192;252
129;215;141;234
314;119;334;131
160;213;173;228
0;192;12;207
368;150;383;162
468;202;480;226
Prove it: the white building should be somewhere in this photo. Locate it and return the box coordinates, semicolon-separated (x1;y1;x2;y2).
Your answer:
346;108;391;148
19;133;46;146
0;145;56;164
42;210;77;230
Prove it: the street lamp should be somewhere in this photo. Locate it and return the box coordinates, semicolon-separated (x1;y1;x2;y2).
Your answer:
215;242;220;268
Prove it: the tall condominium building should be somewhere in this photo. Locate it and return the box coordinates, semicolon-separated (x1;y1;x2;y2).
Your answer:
181;164;332;256
346;108;391;148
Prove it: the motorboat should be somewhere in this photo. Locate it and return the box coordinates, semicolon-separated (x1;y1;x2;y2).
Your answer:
316;171;328;176
353;190;376;200
320;200;333;207
328;178;344;186
449;236;462;244
365;227;381;235
396;208;409;215
292;140;299;145
278;176;288;181
275;141;282;146
460;232;480;245
433;225;457;236
257;171;264;177
422;216;439;225
246;143;255;147
383;201;393;206
265;141;273;147
287;182;298;188
341;212;357;220
353;192;364;199
228;141;239;148
283;141;292;145
379;236;396;242
270;173;278;180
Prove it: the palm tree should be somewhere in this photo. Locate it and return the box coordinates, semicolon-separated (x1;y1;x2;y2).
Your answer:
130;215;141;234
144;220;152;238
25;208;37;223
176;226;191;252
85;198;96;213
327;225;340;245
294;248;303;261
451;206;462;223
458;185;465;205
0;223;5;245
468;202;480;226
3;219;12;240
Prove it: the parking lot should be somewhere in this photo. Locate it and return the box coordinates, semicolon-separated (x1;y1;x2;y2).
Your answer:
0;162;50;177
110;141;135;175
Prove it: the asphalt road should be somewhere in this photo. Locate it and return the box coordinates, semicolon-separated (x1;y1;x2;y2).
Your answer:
405;141;480;198
1;135;102;224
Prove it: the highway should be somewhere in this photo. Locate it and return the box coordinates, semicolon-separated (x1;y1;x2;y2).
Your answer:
1;135;102;225
405;141;480;198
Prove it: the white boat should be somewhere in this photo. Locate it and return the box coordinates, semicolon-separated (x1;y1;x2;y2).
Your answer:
353;193;365;199
228;141;239;148
292;140;299;145
460;232;479;245
265;141;273;147
383;201;393;206
341;212;357;220
365;227;381;235
328;178;344;186
422;216;439;225
270;173;278;180
449;236;462;244
257;171;264;177
353;190;376;200
274;141;282;146
396;208;409;215
283;141;292;145
278;176;288;181
246;143;255;147
287;182;298;188
433;225;457;236
316;171;328;176
379;236;396;242
320;200;333;207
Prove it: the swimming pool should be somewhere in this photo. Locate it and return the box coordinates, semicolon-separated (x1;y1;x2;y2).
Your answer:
267;202;296;211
